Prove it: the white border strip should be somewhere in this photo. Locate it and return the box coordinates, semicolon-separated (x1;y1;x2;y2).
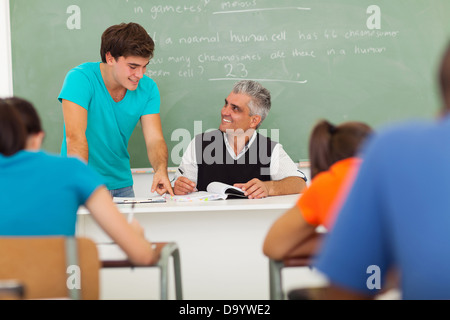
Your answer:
0;0;13;98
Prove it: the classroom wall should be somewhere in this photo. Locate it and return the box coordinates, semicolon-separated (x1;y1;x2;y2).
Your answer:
0;0;12;97
8;1;450;168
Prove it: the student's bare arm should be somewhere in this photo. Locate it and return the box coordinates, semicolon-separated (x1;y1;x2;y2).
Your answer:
85;186;158;265
141;114;174;195
62;99;89;162
263;205;318;260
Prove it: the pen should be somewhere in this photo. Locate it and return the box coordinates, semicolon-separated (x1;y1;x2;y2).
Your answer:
171;168;184;183
127;203;135;223
177;168;198;191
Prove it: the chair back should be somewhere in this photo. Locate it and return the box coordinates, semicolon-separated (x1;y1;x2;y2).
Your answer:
0;237;100;300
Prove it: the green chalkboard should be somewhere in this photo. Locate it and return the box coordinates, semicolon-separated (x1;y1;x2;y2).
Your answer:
10;0;450;167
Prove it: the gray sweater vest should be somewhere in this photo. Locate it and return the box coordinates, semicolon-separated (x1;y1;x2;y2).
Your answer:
195;130;276;191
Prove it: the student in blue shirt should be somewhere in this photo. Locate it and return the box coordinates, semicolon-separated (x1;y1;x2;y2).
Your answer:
314;44;450;300
0;97;158;266
58;22;173;198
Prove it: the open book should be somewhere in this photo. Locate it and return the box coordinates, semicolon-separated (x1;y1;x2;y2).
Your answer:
206;182;247;198
164;182;247;202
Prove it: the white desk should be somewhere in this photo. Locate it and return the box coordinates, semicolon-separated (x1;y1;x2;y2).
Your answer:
76;194;327;300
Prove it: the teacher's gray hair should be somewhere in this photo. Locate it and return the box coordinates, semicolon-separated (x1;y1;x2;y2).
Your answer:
232;80;271;128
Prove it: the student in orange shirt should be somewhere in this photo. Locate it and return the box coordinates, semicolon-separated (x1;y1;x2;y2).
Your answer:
263;119;373;260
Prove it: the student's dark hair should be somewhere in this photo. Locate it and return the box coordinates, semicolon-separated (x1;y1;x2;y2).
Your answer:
309;119;373;179
100;22;155;62
5;97;42;135
439;43;450;111
0;99;27;156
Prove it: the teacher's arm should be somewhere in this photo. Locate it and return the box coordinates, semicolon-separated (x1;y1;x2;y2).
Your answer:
265;176;306;196
173;139;198;195
235;176;306;199
141;114;174;196
62;99;89;162
174;176;197;195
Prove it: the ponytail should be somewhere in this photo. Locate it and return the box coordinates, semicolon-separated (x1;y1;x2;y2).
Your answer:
309;119;373;179
309;120;335;179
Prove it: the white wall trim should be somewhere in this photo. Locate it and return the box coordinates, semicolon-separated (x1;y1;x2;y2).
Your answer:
0;0;13;98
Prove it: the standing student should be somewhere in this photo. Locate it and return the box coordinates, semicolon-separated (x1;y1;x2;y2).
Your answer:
173;80;307;199
0;97;157;266
263;120;373;260
58;22;173;197
314;44;450;300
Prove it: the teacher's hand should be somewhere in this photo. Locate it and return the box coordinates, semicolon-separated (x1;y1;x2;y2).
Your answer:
234;178;269;199
174;176;197;195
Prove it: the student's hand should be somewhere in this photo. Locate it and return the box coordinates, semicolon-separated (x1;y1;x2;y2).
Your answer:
234;179;270;199
174;176;197;195
128;218;146;237
151;170;174;196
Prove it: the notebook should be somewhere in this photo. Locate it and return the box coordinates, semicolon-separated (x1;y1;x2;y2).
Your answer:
112;196;166;204
164;182;247;202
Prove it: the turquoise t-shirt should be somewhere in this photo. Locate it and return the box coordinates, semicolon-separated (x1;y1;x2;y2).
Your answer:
58;62;160;190
0;151;103;236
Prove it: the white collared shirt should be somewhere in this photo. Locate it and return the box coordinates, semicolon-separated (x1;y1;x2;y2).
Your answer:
174;131;306;184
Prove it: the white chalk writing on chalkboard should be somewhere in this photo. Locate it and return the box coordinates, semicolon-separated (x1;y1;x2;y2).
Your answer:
135;4;398;86
11;0;447;169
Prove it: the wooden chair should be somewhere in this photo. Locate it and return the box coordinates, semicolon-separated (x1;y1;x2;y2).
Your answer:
269;255;313;300
287;286;328;300
0;280;25;300
100;242;183;300
0;237;100;300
